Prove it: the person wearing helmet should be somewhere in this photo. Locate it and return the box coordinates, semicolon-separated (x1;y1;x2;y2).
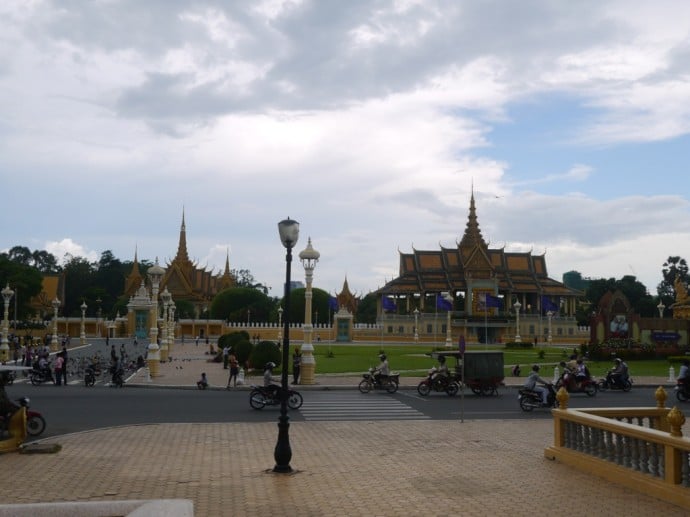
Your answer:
374;354;390;385
263;362;279;397
523;364;550;405
608;358;629;388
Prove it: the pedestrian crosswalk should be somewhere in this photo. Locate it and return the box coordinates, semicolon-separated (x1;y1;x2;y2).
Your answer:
299;392;429;421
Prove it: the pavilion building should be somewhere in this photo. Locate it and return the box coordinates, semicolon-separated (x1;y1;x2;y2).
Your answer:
377;193;584;344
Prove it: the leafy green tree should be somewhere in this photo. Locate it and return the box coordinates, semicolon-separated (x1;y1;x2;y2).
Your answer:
211;287;274;322
62;255;96;316
0;255;43;320
356;292;377;324
578;275;656;324
285;287;335;325
658;256;689;305
250;340;282;372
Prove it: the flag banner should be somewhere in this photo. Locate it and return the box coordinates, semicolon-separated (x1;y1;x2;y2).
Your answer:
382;296;397;311
436;293;453;311
485;294;503;309
328;296;338;310
542;296;559;313
458;335;466;354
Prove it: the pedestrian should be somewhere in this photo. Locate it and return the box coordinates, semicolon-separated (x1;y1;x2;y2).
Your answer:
226;350;239;389
222;345;230;369
110;344;117;363
195;336;199;347
120;343;126;362
54;352;65;386
197;372;208;390
61;345;69;386
292;347;302;385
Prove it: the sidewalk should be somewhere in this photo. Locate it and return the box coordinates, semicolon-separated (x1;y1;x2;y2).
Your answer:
1;343;687;516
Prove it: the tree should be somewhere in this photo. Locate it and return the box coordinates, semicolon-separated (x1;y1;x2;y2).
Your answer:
0;255;43;321
211;287;275;322
356;292;378;324
62;255;96;317
658;256;689;304
578;275;656;324
230;268;269;294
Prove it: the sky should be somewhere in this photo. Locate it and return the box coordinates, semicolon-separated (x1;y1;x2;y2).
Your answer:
1;0;690;300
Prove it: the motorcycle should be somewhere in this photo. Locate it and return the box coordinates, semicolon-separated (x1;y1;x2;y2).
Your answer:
555;373;598;397
0;397;46;437
417;367;459;396
84;365;100;387
249;385;303;410
598;371;633;392
674;380;690;402
358;368;399;394
110;367;124;388
518;384;558;412
29;367;54;386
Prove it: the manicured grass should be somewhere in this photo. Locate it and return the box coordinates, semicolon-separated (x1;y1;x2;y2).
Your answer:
303;343;680;378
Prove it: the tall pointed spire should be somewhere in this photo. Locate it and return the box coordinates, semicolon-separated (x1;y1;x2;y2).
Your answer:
175;207;190;263
459;191;488;252
224;248;231;276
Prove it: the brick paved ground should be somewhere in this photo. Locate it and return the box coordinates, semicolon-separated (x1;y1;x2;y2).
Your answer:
1;342;686;516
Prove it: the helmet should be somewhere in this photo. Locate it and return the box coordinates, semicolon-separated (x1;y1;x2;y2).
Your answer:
532;364;540;372
265;362;276;370
379;354;386;361
614;358;622;363
438;355;446;363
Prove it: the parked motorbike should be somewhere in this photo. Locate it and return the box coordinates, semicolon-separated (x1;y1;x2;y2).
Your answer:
249;385;303;410
675;380;690;402
0;397;46;437
518;384;558;412
598;372;633;392
84;365;99;387
29;367;54;386
358;368;399;394
417;367;459;396
555;373;598;397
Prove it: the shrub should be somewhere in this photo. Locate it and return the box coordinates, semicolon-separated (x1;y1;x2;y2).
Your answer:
505;341;533;349
234;340;254;369
250;340;282;372
218;331;250;350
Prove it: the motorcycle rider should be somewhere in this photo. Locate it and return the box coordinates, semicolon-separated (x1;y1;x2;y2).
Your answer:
374;354;390;385
523;364;550;405
263;362;280;398
574;358;590;388
37;355;54;383
607;358;629;388
677;359;689;388
431;355;450;388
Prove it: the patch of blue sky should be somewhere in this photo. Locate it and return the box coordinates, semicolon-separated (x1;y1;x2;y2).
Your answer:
479;93;688;200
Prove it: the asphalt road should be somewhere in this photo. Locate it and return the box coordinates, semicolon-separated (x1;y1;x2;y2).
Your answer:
5;383;675;439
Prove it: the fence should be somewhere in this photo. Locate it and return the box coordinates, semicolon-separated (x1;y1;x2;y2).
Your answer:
545;387;690;510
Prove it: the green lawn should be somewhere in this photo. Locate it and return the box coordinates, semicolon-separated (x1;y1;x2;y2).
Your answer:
299;343;679;378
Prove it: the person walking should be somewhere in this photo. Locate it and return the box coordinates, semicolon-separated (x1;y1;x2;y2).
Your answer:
222;345;230;369
60;345;69;386
226;351;239;389
292;347;302;385
54;352;65;386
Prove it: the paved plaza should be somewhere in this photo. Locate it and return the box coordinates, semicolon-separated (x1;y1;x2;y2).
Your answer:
1;342;687;516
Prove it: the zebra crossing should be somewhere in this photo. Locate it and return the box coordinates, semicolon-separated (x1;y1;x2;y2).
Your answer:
299;392;429;421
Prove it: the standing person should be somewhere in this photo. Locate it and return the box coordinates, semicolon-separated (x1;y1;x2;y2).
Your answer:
60;345;69;386
292;347;302;385
222;345;230;369
54;352;65;386
226;350;239;389
110;344;117;363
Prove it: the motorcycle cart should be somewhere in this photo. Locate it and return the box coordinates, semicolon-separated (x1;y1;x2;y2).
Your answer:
431;350;504;396
0;364;32;453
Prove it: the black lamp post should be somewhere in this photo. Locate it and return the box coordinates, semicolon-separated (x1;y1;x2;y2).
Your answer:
274;217;299;473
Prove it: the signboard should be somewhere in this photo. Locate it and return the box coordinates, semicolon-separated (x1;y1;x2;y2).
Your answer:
651;332;681;342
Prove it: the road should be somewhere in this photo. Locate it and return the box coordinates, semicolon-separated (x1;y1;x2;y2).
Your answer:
5;382;675;439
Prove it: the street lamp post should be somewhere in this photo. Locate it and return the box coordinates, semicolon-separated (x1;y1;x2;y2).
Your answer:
513;301;522;343
160;288;171;362
413;308;419;343
546;310;553;344
80;301;87;345
299;237;320;385
274;217;299;473
168;295;175;358
443;292;453;348
147;259;165;377
96;297;102;337
51;297;61;352
657;302;665;319
1;284;14;362
277;307;283;341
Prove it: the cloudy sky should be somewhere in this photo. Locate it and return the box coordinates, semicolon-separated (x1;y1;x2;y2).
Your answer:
2;0;689;300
